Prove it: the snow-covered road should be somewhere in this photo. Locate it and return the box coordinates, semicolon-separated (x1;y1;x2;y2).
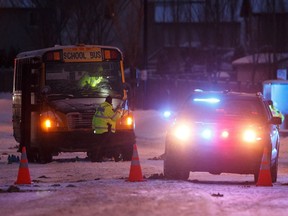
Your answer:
1;93;288;216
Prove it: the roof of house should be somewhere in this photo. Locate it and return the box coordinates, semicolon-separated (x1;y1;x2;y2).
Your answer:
0;0;34;8
232;53;288;65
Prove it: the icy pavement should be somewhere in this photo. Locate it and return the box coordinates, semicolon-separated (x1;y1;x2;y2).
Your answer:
1;93;288;216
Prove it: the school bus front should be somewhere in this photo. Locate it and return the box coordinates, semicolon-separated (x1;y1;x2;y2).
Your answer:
12;45;135;163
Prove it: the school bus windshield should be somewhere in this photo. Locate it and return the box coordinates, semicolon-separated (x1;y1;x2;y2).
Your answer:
45;62;123;97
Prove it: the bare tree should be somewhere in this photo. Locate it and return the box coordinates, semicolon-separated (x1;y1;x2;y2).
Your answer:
112;0;144;72
106;0;144;109
242;0;287;83
63;0;115;45
7;0;119;47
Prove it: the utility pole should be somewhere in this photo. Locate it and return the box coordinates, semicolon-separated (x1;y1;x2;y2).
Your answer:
141;0;148;109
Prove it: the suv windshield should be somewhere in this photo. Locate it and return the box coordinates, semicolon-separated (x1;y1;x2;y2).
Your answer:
182;95;265;120
45;62;123;98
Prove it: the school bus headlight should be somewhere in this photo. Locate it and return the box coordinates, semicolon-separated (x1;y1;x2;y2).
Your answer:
42;118;55;130
117;116;134;129
40;111;64;131
41;117;60;131
44;119;52;128
126;116;133;126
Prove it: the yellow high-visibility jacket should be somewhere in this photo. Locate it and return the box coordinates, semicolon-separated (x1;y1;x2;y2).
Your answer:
269;105;285;122
92;101;121;134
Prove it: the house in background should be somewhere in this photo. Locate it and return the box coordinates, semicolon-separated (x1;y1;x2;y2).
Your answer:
145;0;288;88
1;0;288;95
232;53;288;85
232;2;288;86
0;4;47;92
0;6;46;63
145;0;241;82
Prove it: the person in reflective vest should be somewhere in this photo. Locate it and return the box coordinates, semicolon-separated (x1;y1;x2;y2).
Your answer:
91;96;122;162
268;100;284;123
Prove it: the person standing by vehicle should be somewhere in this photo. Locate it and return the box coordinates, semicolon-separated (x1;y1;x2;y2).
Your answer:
268;100;284;123
91;96;122;162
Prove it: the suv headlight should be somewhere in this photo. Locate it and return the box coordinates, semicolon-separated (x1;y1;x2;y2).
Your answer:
173;123;192;141
243;129;256;142
242;127;262;143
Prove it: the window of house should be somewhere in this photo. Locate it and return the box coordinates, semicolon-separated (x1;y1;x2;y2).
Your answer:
154;1;205;23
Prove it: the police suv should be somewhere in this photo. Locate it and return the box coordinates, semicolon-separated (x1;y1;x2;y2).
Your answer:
164;90;282;182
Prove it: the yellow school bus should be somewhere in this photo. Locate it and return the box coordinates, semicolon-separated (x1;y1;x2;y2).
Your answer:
12;44;135;163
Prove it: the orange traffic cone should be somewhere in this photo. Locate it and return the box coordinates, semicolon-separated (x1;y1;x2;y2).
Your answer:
128;144;144;182
256;147;272;186
15;147;31;185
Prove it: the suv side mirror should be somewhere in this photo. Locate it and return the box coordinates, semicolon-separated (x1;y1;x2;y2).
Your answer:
270;116;282;125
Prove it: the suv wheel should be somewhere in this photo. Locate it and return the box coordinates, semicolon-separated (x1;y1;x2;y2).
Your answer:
164;146;190;180
164;158;190;180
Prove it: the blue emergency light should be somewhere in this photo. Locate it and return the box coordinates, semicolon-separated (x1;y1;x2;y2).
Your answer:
163;111;172;118
201;128;213;139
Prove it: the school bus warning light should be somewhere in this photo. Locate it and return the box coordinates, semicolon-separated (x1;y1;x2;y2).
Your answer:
45;51;61;61
104;49;119;60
